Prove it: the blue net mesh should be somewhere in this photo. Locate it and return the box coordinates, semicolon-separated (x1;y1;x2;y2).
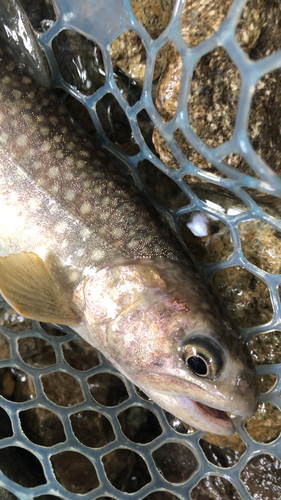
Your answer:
0;0;281;498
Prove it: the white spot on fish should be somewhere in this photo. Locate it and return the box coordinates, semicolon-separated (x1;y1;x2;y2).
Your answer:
77;160;85;169
26;148;35;157
66;142;75;151
13;89;22;100
49;116;58;124
6;61;15;72
65;189;75;201
42;141;51;152
80;202;91;214
91;249;105;260
100;213;109;220
0;132;8;144
82;227;91;239
16;135;28;147
56;150;64;159
65;172;73;180
40;126;50;136
128;240;138;249
37;177;45;187
33;160;42;170
83;180;91;188
22;76;32;84
55;221;67;233
49;167;59;178
102;197;110;206
23;114;32;124
112;228;123;237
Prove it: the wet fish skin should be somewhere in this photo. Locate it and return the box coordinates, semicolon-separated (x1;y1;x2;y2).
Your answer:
0;54;259;435
0;0;51;87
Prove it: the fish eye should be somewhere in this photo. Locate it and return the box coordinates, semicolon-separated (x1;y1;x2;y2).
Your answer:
181;335;224;379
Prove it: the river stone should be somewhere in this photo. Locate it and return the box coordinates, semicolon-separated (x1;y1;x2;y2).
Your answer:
153;0;281;180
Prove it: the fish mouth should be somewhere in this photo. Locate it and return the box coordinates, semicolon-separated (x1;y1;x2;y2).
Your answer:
176;398;235;436
146;390;236;435
192;400;235;433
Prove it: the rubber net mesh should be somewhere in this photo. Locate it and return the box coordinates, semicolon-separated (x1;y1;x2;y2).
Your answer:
0;0;280;499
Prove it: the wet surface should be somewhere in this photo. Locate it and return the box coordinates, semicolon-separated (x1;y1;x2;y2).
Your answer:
102;449;151;493
152;443;198;483
240;453;281;500
51;451;99;494
0;0;280;498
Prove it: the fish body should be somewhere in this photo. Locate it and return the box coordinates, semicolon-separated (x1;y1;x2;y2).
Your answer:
0;53;259;435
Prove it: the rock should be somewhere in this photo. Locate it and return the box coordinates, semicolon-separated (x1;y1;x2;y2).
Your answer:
0;307;32;332
110;0;174;83
153;0;281;179
240;454;281;500
0;332;11;361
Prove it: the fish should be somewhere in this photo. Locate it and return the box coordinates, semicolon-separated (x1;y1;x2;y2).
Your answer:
0;0;51;87
0;51;259;435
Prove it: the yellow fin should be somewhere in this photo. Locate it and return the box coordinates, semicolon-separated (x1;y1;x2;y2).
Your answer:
0;252;81;325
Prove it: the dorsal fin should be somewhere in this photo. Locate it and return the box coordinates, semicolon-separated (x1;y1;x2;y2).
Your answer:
0;251;81;325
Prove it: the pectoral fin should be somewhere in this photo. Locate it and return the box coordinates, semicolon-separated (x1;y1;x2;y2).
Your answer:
0;252;81;325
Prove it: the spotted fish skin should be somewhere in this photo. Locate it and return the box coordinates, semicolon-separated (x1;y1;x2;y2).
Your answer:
0;57;183;269
0;53;259;435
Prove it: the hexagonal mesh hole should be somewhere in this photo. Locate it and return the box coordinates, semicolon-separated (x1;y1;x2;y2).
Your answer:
19;0;56;32
102;448;151;492
152;443;198;483
0;447;46;487
240;454;281;500
88;372;129;406
19;408;66;446
18;337;56;368
97;93;140;155
62;340;100;371
118;406;162;443
70;410;115;447
50;451;99;494
0;368;36;402
52;30;105;95
41;372;84;406
179;210;234;263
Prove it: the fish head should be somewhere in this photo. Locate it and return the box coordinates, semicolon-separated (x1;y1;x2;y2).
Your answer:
81;259;259;435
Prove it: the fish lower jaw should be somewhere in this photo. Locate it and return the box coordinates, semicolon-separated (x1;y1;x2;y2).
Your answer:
192;401;235;435
145;390;236;436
